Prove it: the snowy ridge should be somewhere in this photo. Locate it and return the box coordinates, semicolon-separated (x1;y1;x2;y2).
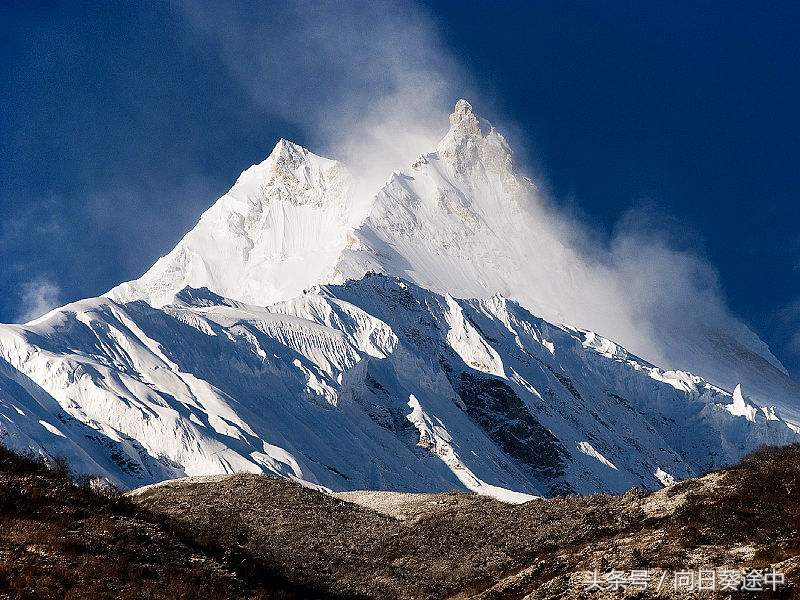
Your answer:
108;139;369;308
0;276;796;500
331;101;799;421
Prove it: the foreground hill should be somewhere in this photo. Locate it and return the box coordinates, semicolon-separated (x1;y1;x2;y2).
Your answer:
130;444;800;599
0;444;797;598
0;446;274;599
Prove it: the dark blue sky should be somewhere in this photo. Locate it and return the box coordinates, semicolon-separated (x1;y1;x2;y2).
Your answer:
2;1;799;374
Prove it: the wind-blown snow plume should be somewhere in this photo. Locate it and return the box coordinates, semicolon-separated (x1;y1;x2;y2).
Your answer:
178;0;462;194
606;210;782;369
174;0;790;385
16;278;62;323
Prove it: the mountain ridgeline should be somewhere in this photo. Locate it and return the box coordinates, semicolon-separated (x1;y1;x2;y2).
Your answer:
0;101;798;499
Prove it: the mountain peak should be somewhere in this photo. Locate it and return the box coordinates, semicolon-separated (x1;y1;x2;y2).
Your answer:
447;99;490;138
228;138;347;205
449;99;481;133
261;138;335;177
436;99;509;175
107;136;359;309
268;138;309;163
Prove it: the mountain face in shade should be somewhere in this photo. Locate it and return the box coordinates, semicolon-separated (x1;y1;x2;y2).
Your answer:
109;100;800;423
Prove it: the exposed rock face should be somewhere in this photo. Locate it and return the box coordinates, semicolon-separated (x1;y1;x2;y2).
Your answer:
455;371;570;495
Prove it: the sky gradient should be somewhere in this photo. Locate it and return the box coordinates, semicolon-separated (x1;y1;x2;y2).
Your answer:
2;1;799;375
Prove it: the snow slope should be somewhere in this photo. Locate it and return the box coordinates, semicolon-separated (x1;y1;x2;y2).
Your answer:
332;100;800;422
1;276;795;498
109;139;369;308
108;101;800;423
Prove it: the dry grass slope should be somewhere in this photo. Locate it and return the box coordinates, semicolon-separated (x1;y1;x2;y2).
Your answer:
0;446;331;599
1;444;799;598
134;445;800;599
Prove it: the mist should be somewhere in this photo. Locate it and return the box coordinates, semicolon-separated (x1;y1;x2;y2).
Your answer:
178;0;463;193
173;0;789;377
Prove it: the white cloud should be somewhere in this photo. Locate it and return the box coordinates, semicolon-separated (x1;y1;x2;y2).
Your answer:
16;279;62;323
175;0;789;378
178;0;467;194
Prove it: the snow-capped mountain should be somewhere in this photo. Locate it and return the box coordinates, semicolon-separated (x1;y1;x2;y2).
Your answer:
1;100;798;499
1;275;796;498
109;100;800;423
109;138;370;308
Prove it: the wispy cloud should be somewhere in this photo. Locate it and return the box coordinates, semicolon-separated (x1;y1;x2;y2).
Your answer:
173;0;791;380
16;278;62;323
790;330;800;354
776;298;800;377
1;198;67;324
178;0;467;191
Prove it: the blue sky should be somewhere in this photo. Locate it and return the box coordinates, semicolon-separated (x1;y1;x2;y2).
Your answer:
2;1;798;375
